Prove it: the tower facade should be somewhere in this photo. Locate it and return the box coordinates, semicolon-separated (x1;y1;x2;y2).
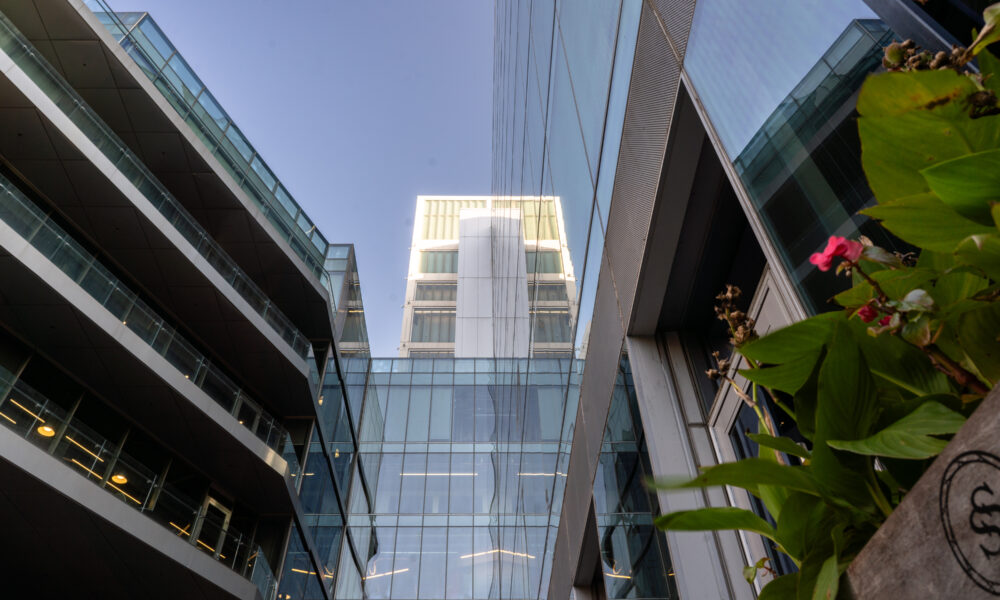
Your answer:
399;196;576;358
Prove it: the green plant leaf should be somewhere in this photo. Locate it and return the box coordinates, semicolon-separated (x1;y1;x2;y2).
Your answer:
972;5;1000;55
651;458;820;497
812;321;879;507
921;149;1000;225
862;193;995;253
749;433;812;460
958;301;1000;385
955;233;1000;281
739;314;837;364
852;322;952;396
655;507;781;545
759;574;798;600
828;401;965;459
811;555;840;600
776;492;835;562
858;70;1000;204
979;49;1000;96
740;350;822;395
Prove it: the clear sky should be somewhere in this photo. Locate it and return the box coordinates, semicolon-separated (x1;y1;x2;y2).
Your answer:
107;0;494;356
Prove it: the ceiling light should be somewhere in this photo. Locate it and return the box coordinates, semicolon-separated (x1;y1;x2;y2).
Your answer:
37;425;55;437
334;448;340;458
111;473;128;485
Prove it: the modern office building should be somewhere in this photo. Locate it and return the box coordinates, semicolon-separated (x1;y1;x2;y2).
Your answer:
0;2;371;599
490;0;990;599
399;195;576;359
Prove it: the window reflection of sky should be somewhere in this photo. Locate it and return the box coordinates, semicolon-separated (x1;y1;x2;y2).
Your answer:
684;0;876;156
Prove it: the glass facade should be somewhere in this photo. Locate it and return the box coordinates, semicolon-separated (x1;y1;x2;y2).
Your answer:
343;357;581;599
685;1;903;312
594;354;676;599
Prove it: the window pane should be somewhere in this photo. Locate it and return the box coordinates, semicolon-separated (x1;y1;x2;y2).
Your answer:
375;454;403;513
419;250;458;273
447;527;473;599
449;454;474;513
452;386;475;442
529;282;568;301
532;309;572;343
419;527;448;598
429;387;453;441
399;454;426;514
411;309;456;343
406;387;431;442
525;250;562;273
415;282;458;301
424;454;451;514
383;386;409;442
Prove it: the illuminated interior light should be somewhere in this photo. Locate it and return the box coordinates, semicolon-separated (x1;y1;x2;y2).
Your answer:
37;425;55;437
65;436;105;462
0;412;15;425
290;568;318;575
196;539;216;553
303;472;314;476
9;398;44;422
401;472;477;476
460;549;535;560
517;472;558;477
184;374;190;379
111;473;128;485
69;458;103;479
334;448;340;458
604;572;631;580
107;482;140;504
318;395;324;406
169;522;191;537
363;567;409;580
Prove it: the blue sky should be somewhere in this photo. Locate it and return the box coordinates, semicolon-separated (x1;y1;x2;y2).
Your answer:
108;0;494;356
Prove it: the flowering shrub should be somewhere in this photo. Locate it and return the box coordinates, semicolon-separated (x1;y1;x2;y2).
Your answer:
655;5;1000;599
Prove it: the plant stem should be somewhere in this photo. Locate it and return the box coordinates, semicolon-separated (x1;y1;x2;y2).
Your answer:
924;344;990;394
867;464;893;519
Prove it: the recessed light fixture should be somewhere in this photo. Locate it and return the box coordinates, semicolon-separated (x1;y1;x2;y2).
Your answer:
37;425;55;437
334;448;340;458
111;473;128;485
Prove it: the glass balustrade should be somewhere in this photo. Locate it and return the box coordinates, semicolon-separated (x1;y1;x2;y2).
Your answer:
81;2;332;286
0;9;312;357
0;171;300;463
0;367;278;598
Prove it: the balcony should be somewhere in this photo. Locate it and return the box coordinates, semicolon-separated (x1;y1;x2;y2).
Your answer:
0;6;312;358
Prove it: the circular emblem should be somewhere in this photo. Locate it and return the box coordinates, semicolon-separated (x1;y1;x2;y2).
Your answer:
941;450;1000;595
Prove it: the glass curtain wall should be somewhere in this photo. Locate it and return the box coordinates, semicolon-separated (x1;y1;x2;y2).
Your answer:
684;1;902;312
491;2;643;597
347;357;580;599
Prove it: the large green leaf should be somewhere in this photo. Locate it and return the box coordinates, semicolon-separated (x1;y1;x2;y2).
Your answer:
811;555;840;600
955;233;1000;281
979;49;1000;96
858;70;1000;205
828;401;965;459
812;321;879;507
759;574;798;600
655;507;780;545
651;458;820;497
862;193;996;253
740;350;822;395
739;314;837;364
851;320;952;396
958;301;1000;385
922;149;1000;224
749;433;812;461
776;492;834;562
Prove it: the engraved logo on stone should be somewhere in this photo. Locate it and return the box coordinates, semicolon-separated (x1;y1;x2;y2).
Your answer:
941;451;1000;595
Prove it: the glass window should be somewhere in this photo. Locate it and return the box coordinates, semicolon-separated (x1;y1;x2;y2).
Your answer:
525;250;563;273
399;454;426;514
473;454;495;514
429;387;453;441
419;250;459;273
529;282;569;301
419;527;448;598
383;386;409;442
392;528;422;597
406;387;431;442
415;282;458;301
449;454;474;513
424;454;451;514
532;309;572;343
375;454;403;513
447;527;474;599
452;387;475;442
474;386;495;442
411;309;456;343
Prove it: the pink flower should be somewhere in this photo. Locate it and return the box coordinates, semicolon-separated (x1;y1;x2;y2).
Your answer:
809;236;864;271
879;315;891;326
857;305;879;323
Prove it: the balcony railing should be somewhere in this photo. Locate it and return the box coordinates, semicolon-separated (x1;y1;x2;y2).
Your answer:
0;171;300;463
82;3;333;288
0;366;278;600
0;9;312;358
